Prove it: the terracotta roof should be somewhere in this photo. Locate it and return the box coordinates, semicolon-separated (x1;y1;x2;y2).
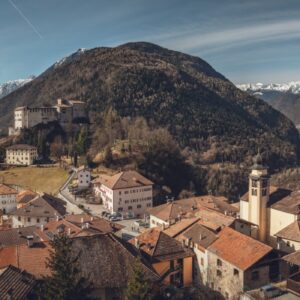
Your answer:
282;251;300;266
6;144;37;150
0;242;51;279
275;220;300;242
0;265;36;300
94;170;153;190
10;193;66;218
36;215;123;241
208;227;272;270
163;218;200;238
70;234;160;288
270;190;300;214
178;222;218;249
0;226;37;247
16;190;37;204
195;208;235;231
148;196;237;222
129;227;194;263
0;184;18;195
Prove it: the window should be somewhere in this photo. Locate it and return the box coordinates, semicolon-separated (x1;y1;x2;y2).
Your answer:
217;259;222;267
262;179;268;188
252;180;258;187
137;204;141;208
233;268;239;276
18;216;21;221
118;207;123;212
119;191;122;195
251;271;259;280
217;270;222;277
128;206;132;210
27;217;31;222
262;189;267;196
251;188;257;196
37;218;40;223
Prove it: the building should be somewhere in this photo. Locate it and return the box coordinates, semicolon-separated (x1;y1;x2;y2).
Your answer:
10;98;86;135
129;227;194;287
10;193;67;228
16;190;37;209
93;170;153;218
6;144;38;165
207;227;278;299
75;165;91;190
0;265;36;300
239;153;300;250
0;184;18;214
148;196;237;229
0;226;37;247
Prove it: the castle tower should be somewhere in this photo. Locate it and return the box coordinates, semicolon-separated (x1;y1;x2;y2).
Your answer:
248;153;269;242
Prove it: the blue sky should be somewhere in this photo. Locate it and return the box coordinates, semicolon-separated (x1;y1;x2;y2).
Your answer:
1;0;300;84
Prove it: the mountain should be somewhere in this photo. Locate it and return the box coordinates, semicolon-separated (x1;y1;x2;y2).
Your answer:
0;77;34;99
237;81;300;125
1;42;300;168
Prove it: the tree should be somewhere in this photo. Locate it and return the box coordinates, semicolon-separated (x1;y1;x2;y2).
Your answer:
125;258;151;300
76;126;88;155
103;146;113;166
38;234;91;300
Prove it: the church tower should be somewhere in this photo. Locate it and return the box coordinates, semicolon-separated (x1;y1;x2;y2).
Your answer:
248;153;270;242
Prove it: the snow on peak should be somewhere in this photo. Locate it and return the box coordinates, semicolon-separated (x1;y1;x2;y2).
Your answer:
0;77;34;99
237;81;300;94
53;48;87;68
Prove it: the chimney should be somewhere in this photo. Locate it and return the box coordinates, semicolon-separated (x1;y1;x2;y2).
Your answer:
41;224;44;232
56;215;59;221
67;227;71;235
85;222;89;229
26;235;34;248
199;233;202;241
90;216;93;222
181;240;185;248
81;217;84;224
57;98;63;105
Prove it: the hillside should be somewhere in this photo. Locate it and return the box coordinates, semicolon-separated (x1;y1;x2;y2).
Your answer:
0;77;34;99
1;42;300;169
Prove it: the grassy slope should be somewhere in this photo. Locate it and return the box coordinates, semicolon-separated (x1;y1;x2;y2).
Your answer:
0;167;68;194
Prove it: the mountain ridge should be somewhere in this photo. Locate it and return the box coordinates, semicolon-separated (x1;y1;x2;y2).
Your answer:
1;41;299;168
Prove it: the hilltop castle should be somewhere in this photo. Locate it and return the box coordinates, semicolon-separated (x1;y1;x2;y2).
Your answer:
9;98;86;135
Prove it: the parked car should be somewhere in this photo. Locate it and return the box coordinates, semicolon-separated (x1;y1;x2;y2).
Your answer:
259;285;283;298
110;216;122;222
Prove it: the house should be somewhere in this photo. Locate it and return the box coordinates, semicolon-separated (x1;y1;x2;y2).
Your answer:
93;170;153;218
6;144;38;165
75;165;91;190
16;189;37;209
282;251;300;296
148;196;237;229
0;225;37;247
0;183;18;214
239;153;300;249
10;193;67;228
165;220;218;286
207;227;279;299
0;265;36;300
129;227;194;287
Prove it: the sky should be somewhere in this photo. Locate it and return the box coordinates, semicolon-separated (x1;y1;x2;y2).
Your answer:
0;0;300;84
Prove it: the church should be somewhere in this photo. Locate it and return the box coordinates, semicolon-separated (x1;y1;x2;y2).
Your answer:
239;153;300;253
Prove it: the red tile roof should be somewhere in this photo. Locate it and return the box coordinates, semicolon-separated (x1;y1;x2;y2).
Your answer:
0;184;18;195
208;227;272;270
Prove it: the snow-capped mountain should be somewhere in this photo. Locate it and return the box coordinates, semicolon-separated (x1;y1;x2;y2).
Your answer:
0;77;34;99
237;81;300;94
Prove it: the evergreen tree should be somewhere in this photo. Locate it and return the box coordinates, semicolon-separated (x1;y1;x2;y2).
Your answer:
125;258;151;300
39;234;91;300
103;146;113;166
76;126;88;155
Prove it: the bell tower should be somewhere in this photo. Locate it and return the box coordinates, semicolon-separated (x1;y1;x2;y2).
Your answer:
248;153;269;242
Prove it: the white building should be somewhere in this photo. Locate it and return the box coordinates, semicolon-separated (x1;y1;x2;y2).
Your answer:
75;166;91;190
93;170;153;218
0;184;18;214
6;144;38;165
10;193;67;228
240;153;300;252
10;98;86;135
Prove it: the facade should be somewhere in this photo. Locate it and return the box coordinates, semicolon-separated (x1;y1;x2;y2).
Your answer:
76;166;91;190
93;170;153;218
10;98;86;135
6;144;38;165
0;184;18;214
10;193;66;228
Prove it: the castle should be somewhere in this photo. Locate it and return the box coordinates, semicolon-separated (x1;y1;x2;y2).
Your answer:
9;98;86;135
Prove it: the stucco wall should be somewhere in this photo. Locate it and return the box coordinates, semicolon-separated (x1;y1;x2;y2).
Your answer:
269;208;296;237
